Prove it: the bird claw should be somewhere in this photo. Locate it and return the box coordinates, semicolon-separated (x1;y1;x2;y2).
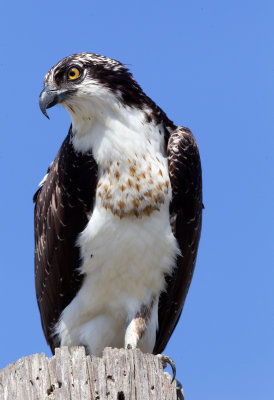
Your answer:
157;354;176;383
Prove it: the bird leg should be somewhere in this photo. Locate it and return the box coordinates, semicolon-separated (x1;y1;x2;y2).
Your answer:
124;298;155;350
124;298;177;383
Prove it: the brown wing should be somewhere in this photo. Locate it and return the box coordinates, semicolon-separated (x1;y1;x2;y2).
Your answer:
154;126;203;354
34;130;98;353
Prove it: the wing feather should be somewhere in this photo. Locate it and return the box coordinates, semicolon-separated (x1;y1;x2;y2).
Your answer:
34;130;98;352
154;126;203;354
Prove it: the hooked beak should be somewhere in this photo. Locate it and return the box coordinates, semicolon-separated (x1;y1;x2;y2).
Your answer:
39;86;74;119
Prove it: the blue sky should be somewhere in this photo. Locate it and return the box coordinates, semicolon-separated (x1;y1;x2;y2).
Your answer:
0;1;273;399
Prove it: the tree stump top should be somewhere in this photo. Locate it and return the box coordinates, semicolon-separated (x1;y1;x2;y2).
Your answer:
0;347;182;400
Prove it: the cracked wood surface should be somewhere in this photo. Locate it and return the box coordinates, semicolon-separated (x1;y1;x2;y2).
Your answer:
0;347;183;400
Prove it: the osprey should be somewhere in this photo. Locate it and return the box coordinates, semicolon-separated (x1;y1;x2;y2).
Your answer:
34;53;202;361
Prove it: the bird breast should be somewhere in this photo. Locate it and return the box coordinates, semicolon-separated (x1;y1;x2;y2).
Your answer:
96;152;171;218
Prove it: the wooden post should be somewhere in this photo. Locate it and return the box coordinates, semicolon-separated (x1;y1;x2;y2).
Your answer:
0;347;184;400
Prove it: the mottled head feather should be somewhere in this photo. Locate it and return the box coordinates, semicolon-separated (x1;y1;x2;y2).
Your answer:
43;52;175;131
44;52;147;109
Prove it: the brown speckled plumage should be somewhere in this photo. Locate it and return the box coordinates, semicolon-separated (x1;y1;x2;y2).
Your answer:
34;53;202;354
34;124;202;354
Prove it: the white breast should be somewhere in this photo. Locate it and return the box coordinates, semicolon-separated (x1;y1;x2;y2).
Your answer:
56;205;178;355
55;101;179;355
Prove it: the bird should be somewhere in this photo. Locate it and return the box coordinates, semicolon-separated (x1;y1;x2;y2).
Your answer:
34;52;202;365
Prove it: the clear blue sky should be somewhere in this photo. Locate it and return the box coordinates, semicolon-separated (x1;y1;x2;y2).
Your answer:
0;1;273;399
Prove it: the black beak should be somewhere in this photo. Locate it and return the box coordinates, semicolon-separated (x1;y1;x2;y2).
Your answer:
39;86;72;119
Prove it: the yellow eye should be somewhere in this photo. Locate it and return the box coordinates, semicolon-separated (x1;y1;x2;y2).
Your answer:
67;67;81;80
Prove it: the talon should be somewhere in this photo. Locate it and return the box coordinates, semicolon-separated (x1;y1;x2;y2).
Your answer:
157;354;176;383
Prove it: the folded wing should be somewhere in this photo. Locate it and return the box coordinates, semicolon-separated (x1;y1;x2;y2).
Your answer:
154;126;203;354
34;131;98;352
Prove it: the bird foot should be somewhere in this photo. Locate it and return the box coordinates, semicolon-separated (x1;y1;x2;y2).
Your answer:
175;378;184;400
156;354;176;383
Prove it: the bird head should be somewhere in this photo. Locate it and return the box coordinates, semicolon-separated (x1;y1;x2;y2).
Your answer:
39;53;147;121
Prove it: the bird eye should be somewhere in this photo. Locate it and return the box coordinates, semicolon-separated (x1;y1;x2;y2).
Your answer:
67;67;81;80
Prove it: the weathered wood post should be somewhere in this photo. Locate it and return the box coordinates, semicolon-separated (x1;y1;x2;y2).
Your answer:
0;347;184;399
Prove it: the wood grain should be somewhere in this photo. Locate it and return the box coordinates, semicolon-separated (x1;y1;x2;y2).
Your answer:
0;347;184;400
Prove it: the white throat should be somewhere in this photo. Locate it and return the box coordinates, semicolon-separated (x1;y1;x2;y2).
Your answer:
62;88;166;168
